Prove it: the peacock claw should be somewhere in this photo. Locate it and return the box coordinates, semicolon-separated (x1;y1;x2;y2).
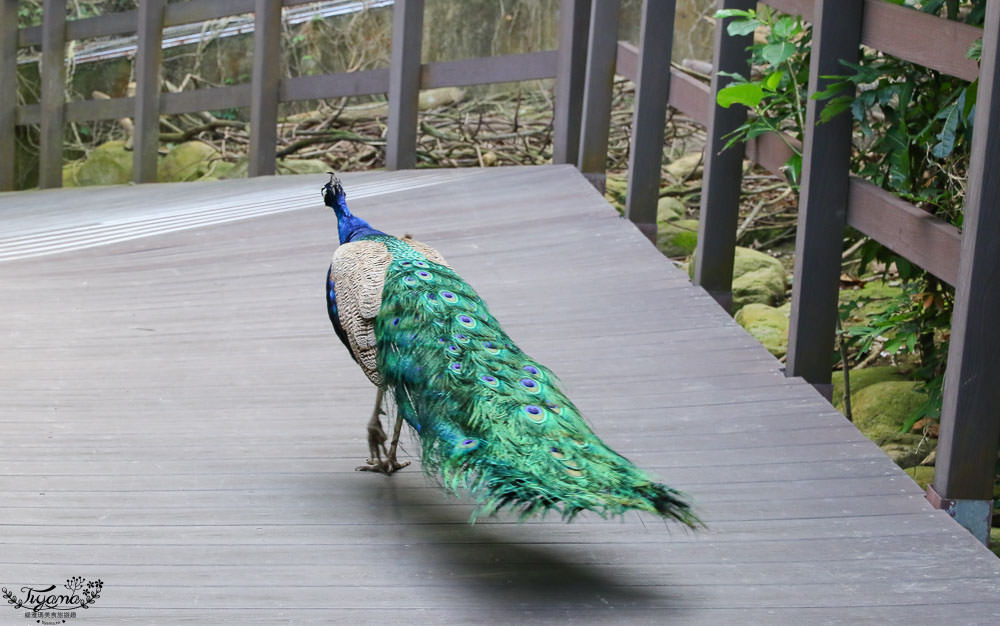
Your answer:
355;388;409;474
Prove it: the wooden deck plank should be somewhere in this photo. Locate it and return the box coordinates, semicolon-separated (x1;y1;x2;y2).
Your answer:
1;165;998;623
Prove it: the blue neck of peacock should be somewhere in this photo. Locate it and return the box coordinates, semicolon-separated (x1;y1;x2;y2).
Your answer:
331;192;385;244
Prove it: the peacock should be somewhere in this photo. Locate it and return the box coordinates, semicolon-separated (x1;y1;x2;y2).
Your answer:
322;173;699;525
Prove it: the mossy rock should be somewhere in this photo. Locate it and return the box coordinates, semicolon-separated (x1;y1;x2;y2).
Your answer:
655;218;698;258
734;302;789;357
991;528;1000;558
338;101;390;122
604;174;627;213
419;87;466;110
277;158;330;175
657;196;686;222
732;247;787;307
903;465;935;490
62;161;83;187
159;141;220;182
76;140;132;186
851;380;928;443
210;160;241;180
687;245;787;308
840;280;905;320
831;366;910;413
665;151;703;181
881;437;936;468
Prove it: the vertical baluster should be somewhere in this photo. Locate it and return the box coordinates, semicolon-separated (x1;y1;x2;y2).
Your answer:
386;0;424;171
576;0;620;191
930;1;1000;546
691;0;755;312
0;0;18;191
553;0;592;166
39;0;67;189
785;0;863;398
133;0;165;184
248;0;282;177
624;0;676;241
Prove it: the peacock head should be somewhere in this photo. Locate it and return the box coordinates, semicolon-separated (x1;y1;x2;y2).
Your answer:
321;171;346;212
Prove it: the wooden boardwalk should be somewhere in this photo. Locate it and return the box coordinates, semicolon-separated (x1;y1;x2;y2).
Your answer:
1;165;998;624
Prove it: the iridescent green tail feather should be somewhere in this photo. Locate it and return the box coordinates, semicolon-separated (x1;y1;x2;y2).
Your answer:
373;239;700;526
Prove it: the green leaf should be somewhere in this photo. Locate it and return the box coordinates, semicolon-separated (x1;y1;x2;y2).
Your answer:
761;41;796;67
763;70;783;91
772;16;798;39
883;336;904;354
819;95;853;123
931;100;960;159
727;19;760;37
714;8;755;19
716;82;765;109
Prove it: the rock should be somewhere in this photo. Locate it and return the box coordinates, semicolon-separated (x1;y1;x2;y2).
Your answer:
419;87;466;110
210;160;241;179
881;438;935;468
851;380;928;444
731;247;788;308
76;140;132;186
665;151;703;181
62;161;83;187
159;141;219;182
734;302;789;357
657;196;686;222
831;366;909;413
655;219;698;258
840;280;905;320
686;245;788;308
277;158;329;175
904;466;935;490
604;175;627;213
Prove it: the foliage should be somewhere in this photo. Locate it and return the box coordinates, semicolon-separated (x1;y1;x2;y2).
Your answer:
713;6;811;186
838;279;952;429
715;2;987;428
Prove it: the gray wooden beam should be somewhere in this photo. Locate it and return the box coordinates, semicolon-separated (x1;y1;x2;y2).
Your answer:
624;0;676;242
248;0;282;177
576;0;620;190
785;0;864;391
552;0;591;166
385;0;424;170
691;0;755;311
132;0;165;184
0;0;17;190
930;0;1000;546
38;0;67;189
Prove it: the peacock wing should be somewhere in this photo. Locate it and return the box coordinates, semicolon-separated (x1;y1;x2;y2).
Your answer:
401;235;451;268
330;240;392;386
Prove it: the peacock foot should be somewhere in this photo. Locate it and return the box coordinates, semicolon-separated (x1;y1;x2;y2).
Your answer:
355;389;410;474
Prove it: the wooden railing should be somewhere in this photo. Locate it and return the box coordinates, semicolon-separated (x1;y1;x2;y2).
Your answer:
3;0;999;545
608;0;995;544
0;0;561;189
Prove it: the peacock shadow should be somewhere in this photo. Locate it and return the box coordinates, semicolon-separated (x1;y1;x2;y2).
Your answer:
354;472;694;614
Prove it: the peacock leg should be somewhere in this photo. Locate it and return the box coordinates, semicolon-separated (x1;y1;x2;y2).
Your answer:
355;388;409;474
383;408;410;474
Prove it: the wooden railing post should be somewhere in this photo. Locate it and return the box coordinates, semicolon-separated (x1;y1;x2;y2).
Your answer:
552;0;591;166
386;0;424;170
248;0;282;177
928;1;1000;546
0;0;17;191
785;0;863;397
692;0;755;312
132;0;165;183
576;0;620;191
39;0;67;189
624;0;676;241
